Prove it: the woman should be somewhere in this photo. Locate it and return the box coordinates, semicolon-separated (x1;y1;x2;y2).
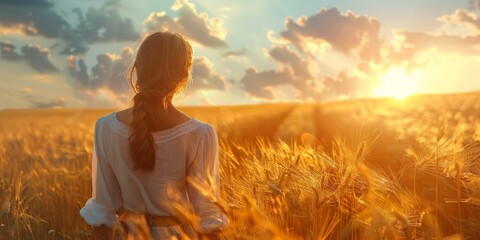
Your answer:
79;31;229;239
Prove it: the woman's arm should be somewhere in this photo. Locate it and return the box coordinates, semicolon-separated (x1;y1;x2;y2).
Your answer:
186;125;229;235
80;118;123;237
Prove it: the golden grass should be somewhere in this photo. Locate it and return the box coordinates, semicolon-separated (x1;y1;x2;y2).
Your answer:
1;93;480;239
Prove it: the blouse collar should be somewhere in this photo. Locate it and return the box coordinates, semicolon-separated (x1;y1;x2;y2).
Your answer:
105;112;202;144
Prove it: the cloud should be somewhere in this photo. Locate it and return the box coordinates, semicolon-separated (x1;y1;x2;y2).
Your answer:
468;0;480;11
68;51;228;106
2;0;53;7
71;5;139;43
438;9;480;34
0;41;22;60
240;45;322;101
21;44;58;73
240;67;295;100
67;48;133;107
59;3;139;55
191;57;227;91
58;35;90;55
222;48;247;58
269;46;312;80
144;0;227;48
0;0;139;56
31;97;65;108
91;48;132;93
0;0;69;38
68;47;132;94
322;70;371;98
387;10;480;66
1;41;58;73
279;8;382;61
67;55;90;87
105;0;122;8
394;30;480;57
18;83;65;108
238;8;386;102
269;46;301;63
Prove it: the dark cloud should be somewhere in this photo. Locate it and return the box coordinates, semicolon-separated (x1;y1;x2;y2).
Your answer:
0;41;22;60
91;48;131;93
58;3;139;55
67;55;90;87
21;44;58;73
0;0;139;56
59;39;89;55
31;97;65;108
72;5;139;43
0;0;53;7
222;48;247;58
269;46;301;64
240;67;295;100
1;41;58;73
240;45;323;100
68;48;132;94
144;0;227;48
191;57;227;91
0;0;69;38
105;0;122;8
280;8;382;61
269;46;312;80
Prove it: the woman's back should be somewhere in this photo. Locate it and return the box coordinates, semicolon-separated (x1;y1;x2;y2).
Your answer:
79;31;228;239
80;111;228;238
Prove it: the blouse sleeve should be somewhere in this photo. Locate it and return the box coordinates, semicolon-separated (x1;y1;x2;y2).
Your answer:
186;125;229;233
80;118;122;227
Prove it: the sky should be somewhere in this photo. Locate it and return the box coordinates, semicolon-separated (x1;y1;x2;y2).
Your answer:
1;0;480;109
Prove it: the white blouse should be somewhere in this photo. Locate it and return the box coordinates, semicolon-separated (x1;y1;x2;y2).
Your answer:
79;112;228;237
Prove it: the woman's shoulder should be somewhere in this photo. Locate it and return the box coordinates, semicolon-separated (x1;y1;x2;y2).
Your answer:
93;112;112;129
92;111;128;138
197;121;217;137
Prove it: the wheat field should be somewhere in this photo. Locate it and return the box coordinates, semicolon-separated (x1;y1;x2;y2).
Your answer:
1;92;480;239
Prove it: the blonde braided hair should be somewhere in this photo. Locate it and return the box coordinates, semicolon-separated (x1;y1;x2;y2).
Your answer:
128;31;193;171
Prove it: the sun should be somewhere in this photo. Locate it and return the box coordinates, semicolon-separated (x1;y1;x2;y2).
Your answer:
374;67;419;100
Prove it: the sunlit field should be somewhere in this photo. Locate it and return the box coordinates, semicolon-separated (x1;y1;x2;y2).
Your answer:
1;92;480;239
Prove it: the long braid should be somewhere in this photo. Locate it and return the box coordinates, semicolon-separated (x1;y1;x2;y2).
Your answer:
129;89;165;170
127;31;193;171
